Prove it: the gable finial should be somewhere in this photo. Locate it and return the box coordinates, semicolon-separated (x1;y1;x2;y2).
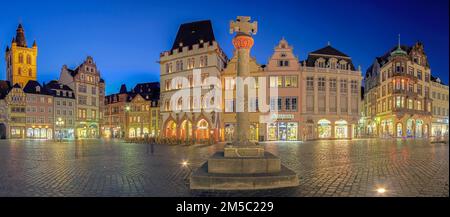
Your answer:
398;34;401;48
327;41;331;46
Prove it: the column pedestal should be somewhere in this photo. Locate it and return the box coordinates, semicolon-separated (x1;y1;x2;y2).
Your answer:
190;16;298;190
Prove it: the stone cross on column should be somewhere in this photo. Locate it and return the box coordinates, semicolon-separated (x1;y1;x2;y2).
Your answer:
229;16;258;147
230;16;258;35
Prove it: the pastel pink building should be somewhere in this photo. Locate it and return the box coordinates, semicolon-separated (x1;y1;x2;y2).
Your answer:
263;39;303;141
23;80;54;139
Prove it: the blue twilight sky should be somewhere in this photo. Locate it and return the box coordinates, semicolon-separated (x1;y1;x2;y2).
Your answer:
0;0;448;94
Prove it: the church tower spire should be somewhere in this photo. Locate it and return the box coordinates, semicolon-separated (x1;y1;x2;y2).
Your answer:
6;23;38;87
15;23;27;47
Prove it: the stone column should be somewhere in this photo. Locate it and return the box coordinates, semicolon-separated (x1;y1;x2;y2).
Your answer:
314;76;318;114
302;75;307;113
191;113;196;142
232;34;254;145
325;77;330;113
347;79;351;115
337;78;341;115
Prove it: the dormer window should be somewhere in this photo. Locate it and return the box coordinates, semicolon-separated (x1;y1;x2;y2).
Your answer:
329;58;338;69
315;58;326;68
338;60;348;70
35;86;41;92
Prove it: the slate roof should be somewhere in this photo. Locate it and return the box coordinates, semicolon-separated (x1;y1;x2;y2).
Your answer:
66;67;80;77
375;45;412;66
171;20;216;50
304;45;355;70
106;82;160;104
45;80;73;91
23;80;51;95
128;82;160;102
310;45;349;57
366;45;413;78
0;80;12;100
44;80;76;99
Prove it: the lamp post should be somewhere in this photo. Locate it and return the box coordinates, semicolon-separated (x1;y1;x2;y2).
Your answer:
56;117;64;142
125;105;130;139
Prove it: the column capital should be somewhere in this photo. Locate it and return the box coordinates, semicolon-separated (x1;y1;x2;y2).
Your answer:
232;35;254;50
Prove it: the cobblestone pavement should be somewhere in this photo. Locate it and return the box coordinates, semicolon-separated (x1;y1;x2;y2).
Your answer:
0;138;448;197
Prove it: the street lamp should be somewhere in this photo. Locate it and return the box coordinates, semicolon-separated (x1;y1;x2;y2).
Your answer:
125;105;131;139
56;117;64;142
181;160;192;185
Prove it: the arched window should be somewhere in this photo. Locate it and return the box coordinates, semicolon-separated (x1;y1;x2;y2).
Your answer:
26;55;31;64
165;100;170;111
396;123;403;137
18;67;22;75
28;69;32;77
19;53;24;63
129;128;135;138
315;58;326;68
329;58;337;69
177;98;183;110
339;60;347;70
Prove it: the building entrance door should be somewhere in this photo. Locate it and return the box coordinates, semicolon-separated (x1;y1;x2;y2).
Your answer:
278;122;287;141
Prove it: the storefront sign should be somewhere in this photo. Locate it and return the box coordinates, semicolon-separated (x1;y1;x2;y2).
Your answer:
271;114;294;120
435;118;449;124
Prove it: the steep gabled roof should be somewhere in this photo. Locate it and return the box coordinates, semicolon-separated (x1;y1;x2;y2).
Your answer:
23;80;50;95
305;45;355;70
0;80;12;99
375;45;412;66
45;80;74;91
171;20;216;50
133;82;160;93
310;45;349;57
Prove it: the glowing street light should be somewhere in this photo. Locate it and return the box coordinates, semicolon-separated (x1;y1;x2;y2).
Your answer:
377;187;386;194
181;160;189;167
56;117;65;142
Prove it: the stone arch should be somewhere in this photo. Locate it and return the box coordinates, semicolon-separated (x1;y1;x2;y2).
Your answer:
406;118;414;137
163;115;178;139
396;122;403;137
129;128;135;138
180;119;193;140
196;119;210;140
415;119;423;138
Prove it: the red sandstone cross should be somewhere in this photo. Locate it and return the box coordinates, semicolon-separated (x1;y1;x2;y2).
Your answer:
230;16;258;36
